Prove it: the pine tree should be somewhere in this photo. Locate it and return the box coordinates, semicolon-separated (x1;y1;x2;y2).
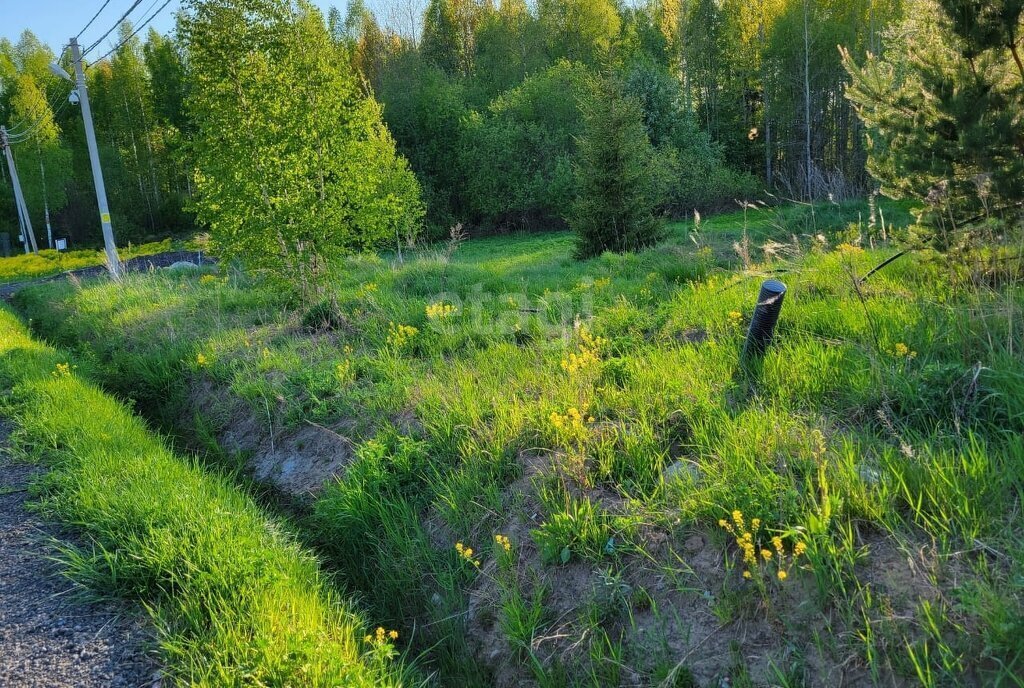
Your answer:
570;74;667;258
843;0;1024;242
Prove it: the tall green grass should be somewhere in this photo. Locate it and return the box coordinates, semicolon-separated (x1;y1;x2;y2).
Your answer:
13;201;1024;685
0;307;411;687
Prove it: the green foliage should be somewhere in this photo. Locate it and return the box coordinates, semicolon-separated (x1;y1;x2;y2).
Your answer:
537;0;621;65
377;51;469;237
4;0;915;252
843;0;1024;242
570;73;668;257
3;70;72;246
469;0;547;102
421;0;481;77
460;61;593;230
623;60;758;211
179;0;423;296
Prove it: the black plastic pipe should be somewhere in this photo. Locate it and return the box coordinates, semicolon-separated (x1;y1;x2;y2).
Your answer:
742;279;787;359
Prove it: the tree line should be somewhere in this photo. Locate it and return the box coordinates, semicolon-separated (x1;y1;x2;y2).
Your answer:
1;27;191;249
346;0;907;236
1;0;907;251
2;0;1021;268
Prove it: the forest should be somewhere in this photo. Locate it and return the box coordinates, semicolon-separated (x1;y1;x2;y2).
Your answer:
1;1;1022;687
2;0;909;251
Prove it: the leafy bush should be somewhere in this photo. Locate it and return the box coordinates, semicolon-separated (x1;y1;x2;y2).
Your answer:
181;0;423;297
623;60;758;213
377;50;470;239
460;61;594;230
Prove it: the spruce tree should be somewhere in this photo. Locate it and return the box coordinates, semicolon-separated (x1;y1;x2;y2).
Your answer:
569;74;667;258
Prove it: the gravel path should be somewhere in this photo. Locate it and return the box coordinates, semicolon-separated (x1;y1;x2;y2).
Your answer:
0;250;215;300
0;425;161;688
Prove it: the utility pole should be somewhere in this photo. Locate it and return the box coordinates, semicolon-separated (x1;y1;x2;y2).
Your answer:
69;37;121;277
1;126;39;254
15;186;29;253
802;0;813;201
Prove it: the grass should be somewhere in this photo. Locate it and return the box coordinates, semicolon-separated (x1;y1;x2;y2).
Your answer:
0;307;412;687
0;237;204;284
13;197;1024;686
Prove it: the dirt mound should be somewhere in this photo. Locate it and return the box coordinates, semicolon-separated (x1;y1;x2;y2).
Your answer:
188;380;353;498
252;424;353;497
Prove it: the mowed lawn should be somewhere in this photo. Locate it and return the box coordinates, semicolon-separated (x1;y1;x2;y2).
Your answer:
15;201;1024;686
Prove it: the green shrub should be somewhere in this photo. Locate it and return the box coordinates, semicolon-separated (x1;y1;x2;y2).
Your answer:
460;61;593;230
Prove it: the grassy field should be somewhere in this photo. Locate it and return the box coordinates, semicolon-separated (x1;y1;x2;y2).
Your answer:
14;199;1024;686
0;308;411;686
0;237;205;284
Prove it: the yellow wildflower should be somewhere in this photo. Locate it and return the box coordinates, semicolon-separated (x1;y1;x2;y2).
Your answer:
426;302;458;320
387;322;419;349
456;541;480;567
891;342;918;359
777;570;788;581
196;352;208;367
561;326;606;374
356;282;379;299
389;630;399;640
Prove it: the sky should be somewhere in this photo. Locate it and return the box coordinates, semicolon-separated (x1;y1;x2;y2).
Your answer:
2;0;410;55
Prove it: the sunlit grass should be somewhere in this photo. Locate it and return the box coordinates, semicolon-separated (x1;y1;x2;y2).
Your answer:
0;308;412;687
0;237;202;284
13;199;1024;685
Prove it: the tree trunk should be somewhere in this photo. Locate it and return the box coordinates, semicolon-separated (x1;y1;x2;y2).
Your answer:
803;0;813;200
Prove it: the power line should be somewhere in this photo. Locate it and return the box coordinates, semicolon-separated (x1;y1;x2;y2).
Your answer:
82;0;146;57
5;92;70;139
91;0;173;63
76;0;116;40
5;98;72;144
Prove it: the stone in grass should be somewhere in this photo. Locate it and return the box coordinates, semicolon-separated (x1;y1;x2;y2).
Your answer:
166;261;198;271
858;464;882;486
663;460;701;484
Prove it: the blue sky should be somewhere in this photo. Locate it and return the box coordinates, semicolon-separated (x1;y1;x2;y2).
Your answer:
3;0;414;55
